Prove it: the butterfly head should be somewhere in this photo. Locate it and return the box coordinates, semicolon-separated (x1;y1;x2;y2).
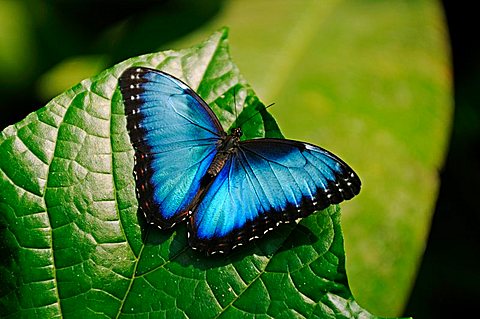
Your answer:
231;127;243;138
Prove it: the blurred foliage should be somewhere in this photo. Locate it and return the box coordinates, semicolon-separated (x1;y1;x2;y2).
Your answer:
0;1;35;88
0;0;452;317
0;0;225;127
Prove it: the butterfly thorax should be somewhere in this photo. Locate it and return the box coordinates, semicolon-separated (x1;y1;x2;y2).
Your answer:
206;127;242;177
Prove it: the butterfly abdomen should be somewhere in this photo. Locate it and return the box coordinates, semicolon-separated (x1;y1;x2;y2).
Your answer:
206;133;240;177
206;152;230;177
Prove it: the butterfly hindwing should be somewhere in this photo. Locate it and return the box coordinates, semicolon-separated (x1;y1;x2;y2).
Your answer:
119;67;224;228
188;138;361;254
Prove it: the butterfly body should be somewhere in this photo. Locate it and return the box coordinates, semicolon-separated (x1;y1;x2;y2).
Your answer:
206;128;242;178
119;67;361;255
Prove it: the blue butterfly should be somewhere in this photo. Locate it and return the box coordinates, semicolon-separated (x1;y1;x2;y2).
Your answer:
119;67;361;255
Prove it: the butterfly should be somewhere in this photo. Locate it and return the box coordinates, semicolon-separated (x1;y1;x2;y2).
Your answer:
119;67;361;255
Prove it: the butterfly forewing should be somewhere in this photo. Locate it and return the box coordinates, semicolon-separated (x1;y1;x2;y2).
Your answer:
119;67;224;229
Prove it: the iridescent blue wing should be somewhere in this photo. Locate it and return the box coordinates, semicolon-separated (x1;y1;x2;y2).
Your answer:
188;138;360;254
119;67;224;228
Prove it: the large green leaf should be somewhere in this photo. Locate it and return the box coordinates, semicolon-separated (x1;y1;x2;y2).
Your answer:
0;29;401;318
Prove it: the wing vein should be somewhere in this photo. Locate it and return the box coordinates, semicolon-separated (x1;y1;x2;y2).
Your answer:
238;149;271;212
169;95;222;137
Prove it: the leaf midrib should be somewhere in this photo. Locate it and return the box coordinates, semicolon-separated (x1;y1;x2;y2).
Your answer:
42;95;70;317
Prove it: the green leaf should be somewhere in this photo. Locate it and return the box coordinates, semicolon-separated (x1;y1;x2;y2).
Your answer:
0;29;407;318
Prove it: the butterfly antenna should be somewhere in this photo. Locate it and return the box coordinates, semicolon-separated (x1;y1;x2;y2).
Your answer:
233;86;238;124
235;102;275;129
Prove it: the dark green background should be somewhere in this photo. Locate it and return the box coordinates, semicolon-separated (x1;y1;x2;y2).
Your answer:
404;1;480;318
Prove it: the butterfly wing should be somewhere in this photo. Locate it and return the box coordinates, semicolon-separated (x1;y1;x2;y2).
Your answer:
119;67;224;228
188;138;361;254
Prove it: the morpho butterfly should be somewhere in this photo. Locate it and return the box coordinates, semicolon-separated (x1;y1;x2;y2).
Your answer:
119;67;361;255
